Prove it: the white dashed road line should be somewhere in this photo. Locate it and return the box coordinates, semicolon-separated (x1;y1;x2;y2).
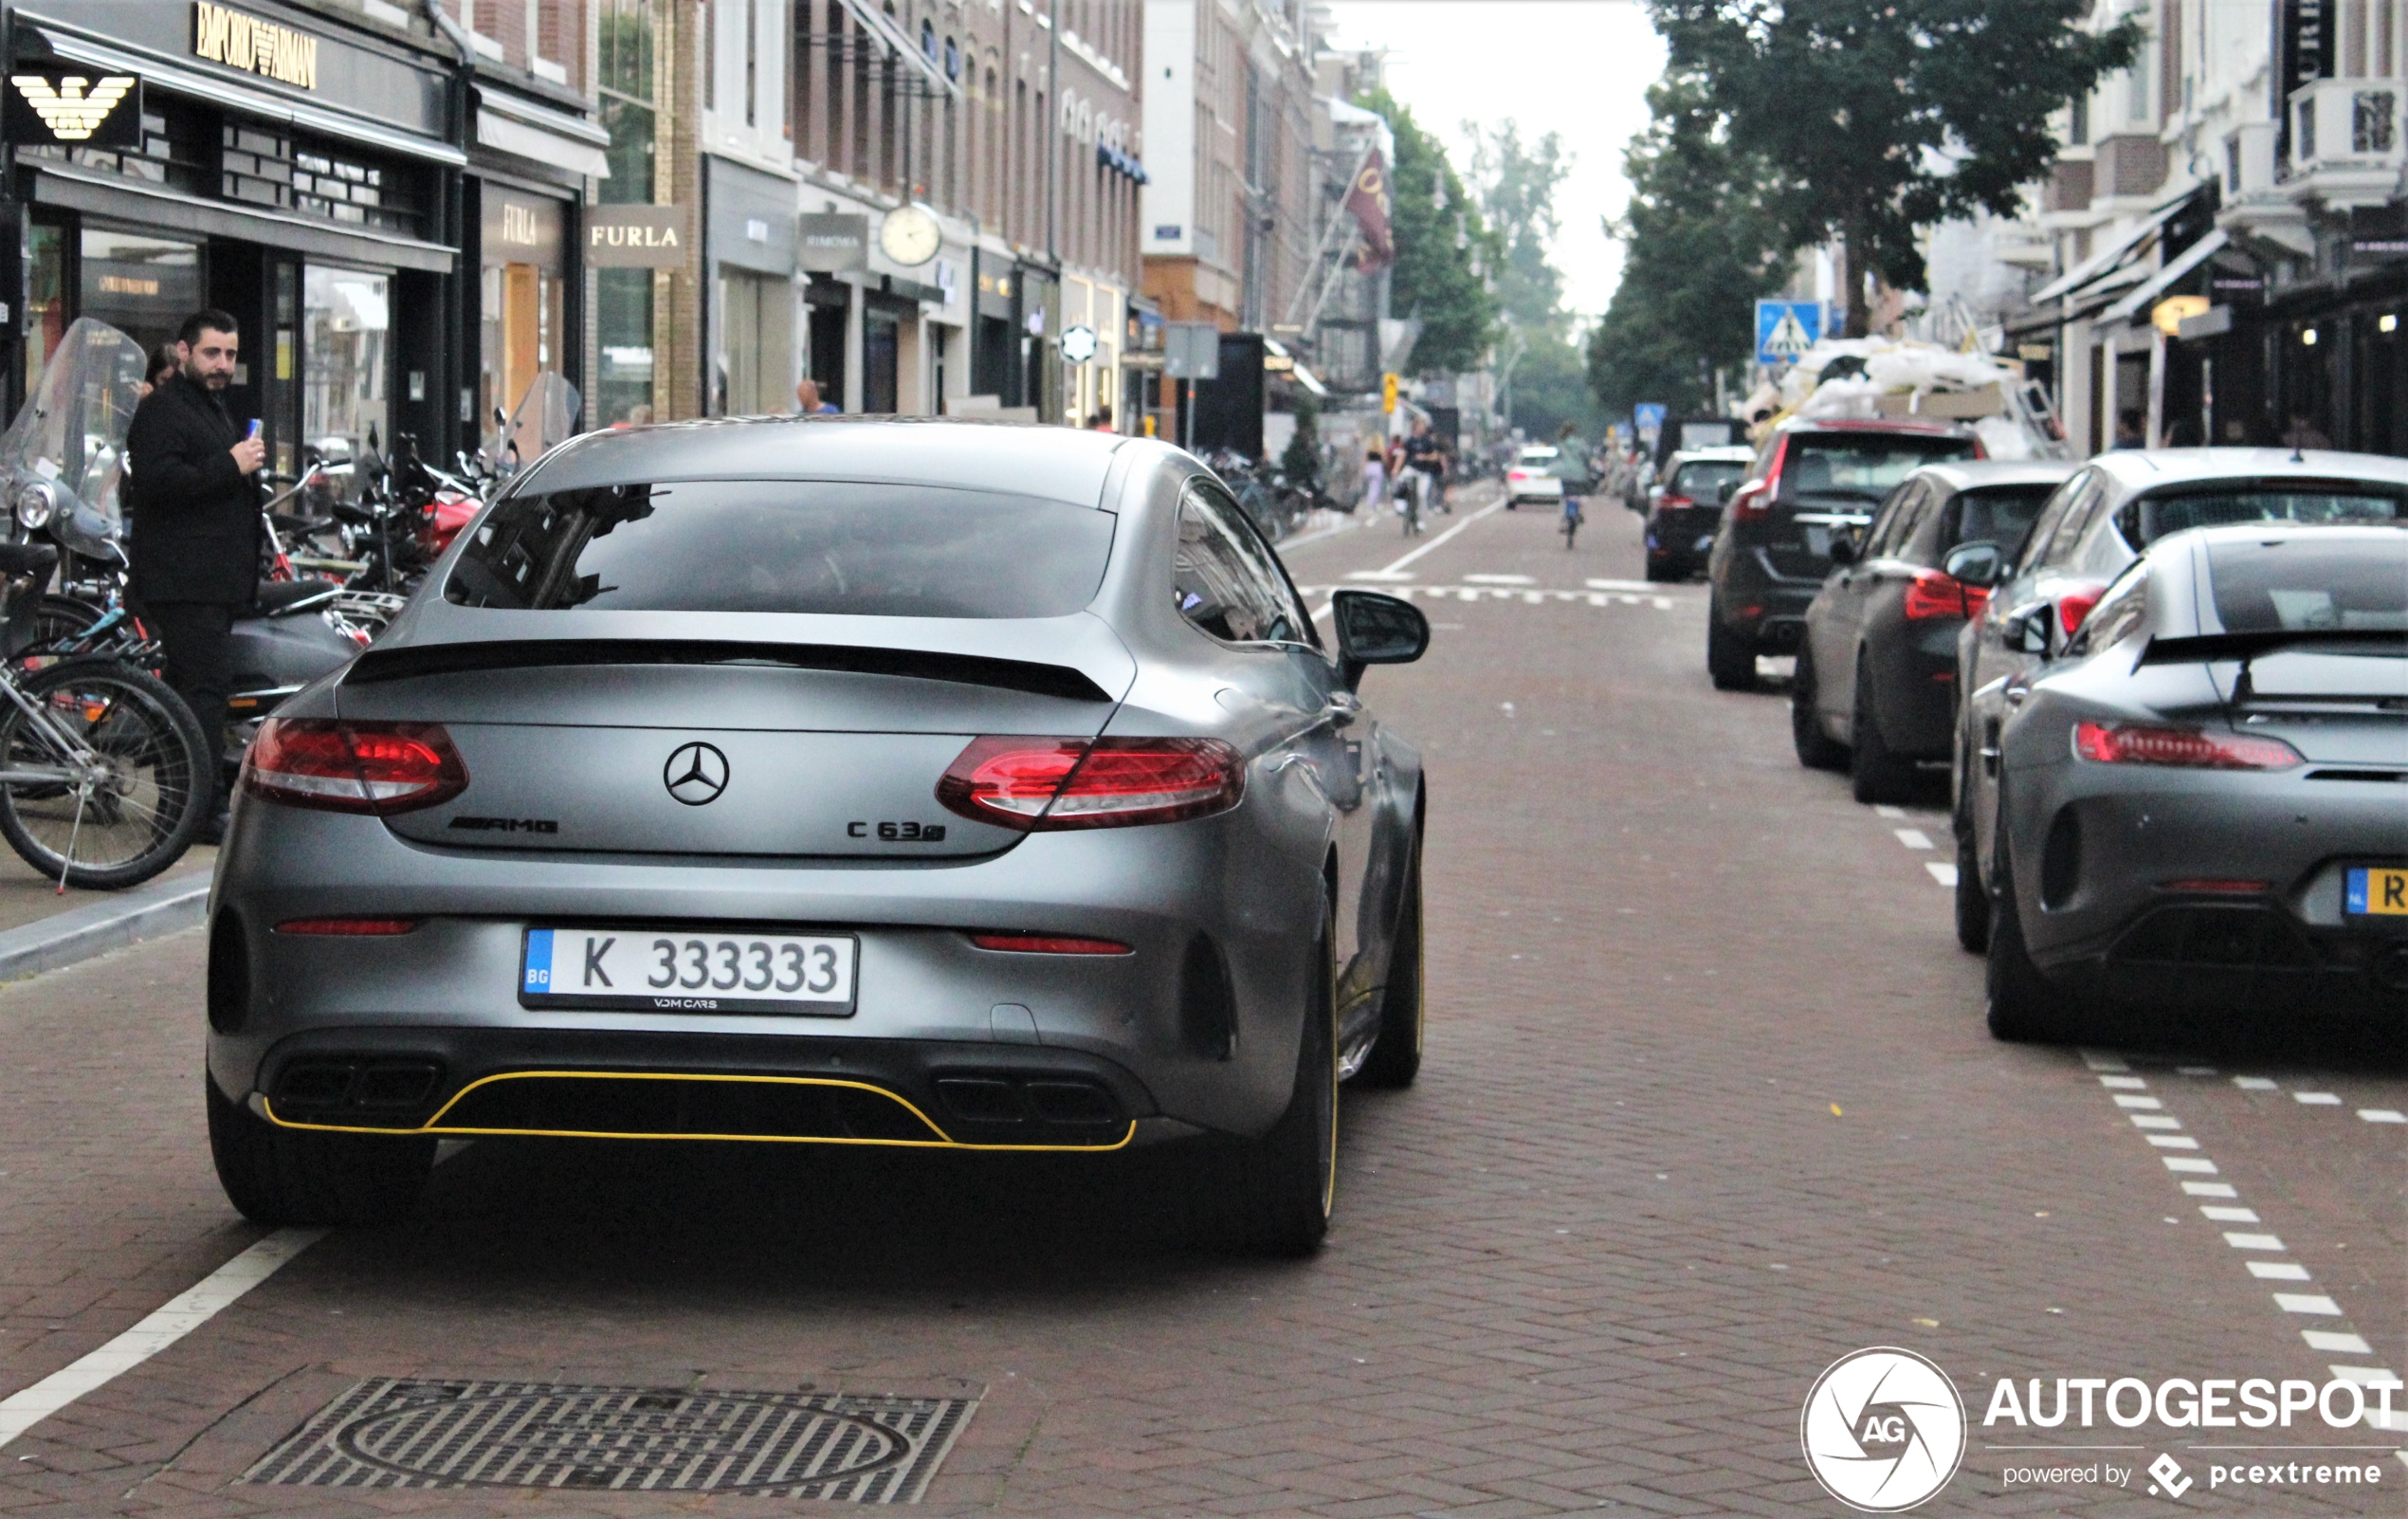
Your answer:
2075;1055;2404;1429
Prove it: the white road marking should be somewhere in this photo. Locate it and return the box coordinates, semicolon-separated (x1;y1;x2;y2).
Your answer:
2099;1075;2148;1089
1872;805;1906;819
2112;1094;2163;1108
2181;1180;2237;1198
2146;1133;2199;1148
2361;1108;2407;1123
1369;494;1513;576
1893;829;1935;851
2163;1156;2218;1173
0;1228;322;1452
2307;1331;2376;1354
1924;862;1958;888
2327;1365;2406;1387
2249;1261;2313;1281
2274;1293;2343;1315
2233;1076;2280;1090
1344;569;1416;581
2293;1091;2343;1105
2198;1206;2260;1222
1583;578;1662;593
2225;1232;2287;1251
1463;573;1536;585
2131;1115;2182;1130
2080;1050;2130;1072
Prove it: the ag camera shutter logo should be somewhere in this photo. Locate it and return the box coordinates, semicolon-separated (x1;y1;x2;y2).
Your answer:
1801;1348;1965;1511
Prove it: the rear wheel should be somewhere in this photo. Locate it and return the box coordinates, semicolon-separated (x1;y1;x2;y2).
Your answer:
1193;920;1337;1256
1790;645;1849;771
206;1071;435;1225
1985;842;2075;1043
1357;839;1424;1090
1953;826;1989;953
1643;557;1678;583
1706;600;1755;690
1848;656;1919;804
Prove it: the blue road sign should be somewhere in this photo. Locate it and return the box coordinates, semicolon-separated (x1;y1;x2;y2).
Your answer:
1756;300;1824;365
1633;403;1668;435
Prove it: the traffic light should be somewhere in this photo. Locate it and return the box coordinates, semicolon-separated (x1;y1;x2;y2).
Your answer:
1381;373;1399;414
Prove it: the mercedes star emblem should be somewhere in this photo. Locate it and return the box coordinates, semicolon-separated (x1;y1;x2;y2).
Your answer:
663;741;730;806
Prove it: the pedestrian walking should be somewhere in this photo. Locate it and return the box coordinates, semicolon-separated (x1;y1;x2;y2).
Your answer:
796;377;840;414
1359;446;1386;514
124;308;264;843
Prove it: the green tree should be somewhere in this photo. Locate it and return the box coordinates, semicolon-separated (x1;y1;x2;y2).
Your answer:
1651;0;2140;337
1587;74;1791;418
1356;86;1498;374
1470;121;1599;440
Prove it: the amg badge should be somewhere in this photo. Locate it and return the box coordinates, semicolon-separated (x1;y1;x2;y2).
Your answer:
449;816;560;833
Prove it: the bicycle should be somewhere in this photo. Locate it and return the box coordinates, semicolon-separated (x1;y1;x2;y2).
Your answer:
0;543;210;889
1561;493;1585;549
1396;471;1426;537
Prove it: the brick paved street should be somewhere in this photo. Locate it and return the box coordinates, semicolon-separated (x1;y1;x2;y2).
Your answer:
0;495;2398;1517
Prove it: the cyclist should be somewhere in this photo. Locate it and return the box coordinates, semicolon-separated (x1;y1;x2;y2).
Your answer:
1400;418;1449;518
1560;486;1584;548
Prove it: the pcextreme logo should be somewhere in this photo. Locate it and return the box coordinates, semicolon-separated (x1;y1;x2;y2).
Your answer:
1800;1348;1966;1512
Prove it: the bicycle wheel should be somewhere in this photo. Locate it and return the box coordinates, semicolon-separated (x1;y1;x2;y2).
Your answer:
0;658;210;888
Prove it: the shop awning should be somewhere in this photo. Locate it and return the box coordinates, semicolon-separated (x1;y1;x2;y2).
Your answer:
2030;192;2192;303
35;160;456;272
22;15;466;168
2100;229;2232;324
836;0;961;100
477;89;611;179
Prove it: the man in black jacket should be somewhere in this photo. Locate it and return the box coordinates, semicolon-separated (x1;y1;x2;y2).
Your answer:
126;309;265;837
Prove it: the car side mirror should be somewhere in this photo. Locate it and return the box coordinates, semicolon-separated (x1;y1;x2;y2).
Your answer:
1943;540;2003;588
1330;589;1430;688
1716;481;1737;506
2003;603;2052;655
1827;532;1859;568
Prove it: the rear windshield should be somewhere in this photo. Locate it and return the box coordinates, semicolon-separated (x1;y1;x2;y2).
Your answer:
1670;460;1745;500
2125;486;2405;546
445;481;1116;618
1780;435;1978;507
1946;485;2055;558
2207;537;2408;633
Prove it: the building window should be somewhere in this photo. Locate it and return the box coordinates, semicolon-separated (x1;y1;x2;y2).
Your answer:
597;0;662;428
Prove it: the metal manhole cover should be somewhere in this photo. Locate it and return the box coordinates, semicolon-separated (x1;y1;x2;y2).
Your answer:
243;1379;976;1501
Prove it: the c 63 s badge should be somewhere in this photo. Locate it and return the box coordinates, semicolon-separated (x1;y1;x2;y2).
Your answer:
849;820;947;841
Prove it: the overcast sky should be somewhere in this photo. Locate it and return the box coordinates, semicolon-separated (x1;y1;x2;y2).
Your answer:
1322;1;1668;322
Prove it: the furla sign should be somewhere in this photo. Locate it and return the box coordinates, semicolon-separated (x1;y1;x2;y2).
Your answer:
585;205;686;269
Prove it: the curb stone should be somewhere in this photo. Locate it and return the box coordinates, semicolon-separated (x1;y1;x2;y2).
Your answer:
0;873;210;983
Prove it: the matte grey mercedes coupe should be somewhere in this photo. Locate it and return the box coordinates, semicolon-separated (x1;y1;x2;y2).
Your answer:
204;419;1431;1254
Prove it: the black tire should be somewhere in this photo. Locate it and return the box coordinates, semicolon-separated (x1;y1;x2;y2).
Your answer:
1985;843;2074;1043
1706;600;1756;690
1192;920;1338;1256
1849;656;1919;804
1790;645;1850;771
0;658;210;889
207;1071;435;1226
1643;557;1678;583
1356;834;1424;1090
1953;825;1989;953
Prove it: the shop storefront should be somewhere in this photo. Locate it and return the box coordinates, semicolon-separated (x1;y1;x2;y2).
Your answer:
471;85;604;450
705;156;796;416
5;0;472;469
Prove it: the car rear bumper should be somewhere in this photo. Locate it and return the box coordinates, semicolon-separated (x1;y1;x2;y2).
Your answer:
1647;509;1720;562
206;793;1323;1143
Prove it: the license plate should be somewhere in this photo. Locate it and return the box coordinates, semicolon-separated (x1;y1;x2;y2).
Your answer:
2345;868;2408;917
520;927;858;1015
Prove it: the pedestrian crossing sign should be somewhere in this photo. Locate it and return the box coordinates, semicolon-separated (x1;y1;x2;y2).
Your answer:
1756;301;1824;365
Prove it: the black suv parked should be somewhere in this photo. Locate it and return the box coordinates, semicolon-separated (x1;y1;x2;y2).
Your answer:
1705;418;1979;689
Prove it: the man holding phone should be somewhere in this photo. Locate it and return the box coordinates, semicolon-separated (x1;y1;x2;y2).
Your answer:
126;308;265;842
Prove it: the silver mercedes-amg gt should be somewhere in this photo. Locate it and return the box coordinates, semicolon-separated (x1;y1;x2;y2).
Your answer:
1979;521;2408;1041
203;419;1431;1254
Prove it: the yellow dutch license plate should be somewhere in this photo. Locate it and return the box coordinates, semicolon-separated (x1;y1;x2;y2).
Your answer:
2344;867;2408;916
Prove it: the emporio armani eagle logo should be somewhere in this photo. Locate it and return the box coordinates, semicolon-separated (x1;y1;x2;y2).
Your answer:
10;75;136;140
663;741;730;806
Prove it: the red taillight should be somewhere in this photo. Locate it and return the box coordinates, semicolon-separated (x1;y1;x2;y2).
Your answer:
2057;583;2108;636
1660;494;1694;510
1729;483;1770;521
937;736;1244;831
275;917;422;935
1508;469;1530;482
244;718;470;814
2072;722;2303;771
1903;568;1973;621
968;932;1134;955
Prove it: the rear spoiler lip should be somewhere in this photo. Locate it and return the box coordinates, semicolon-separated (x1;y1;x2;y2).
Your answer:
343;638;1115;704
2138;630;2408;666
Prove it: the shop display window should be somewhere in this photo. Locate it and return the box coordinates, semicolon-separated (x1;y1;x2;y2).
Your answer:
302;266;390;467
80;229;202;359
